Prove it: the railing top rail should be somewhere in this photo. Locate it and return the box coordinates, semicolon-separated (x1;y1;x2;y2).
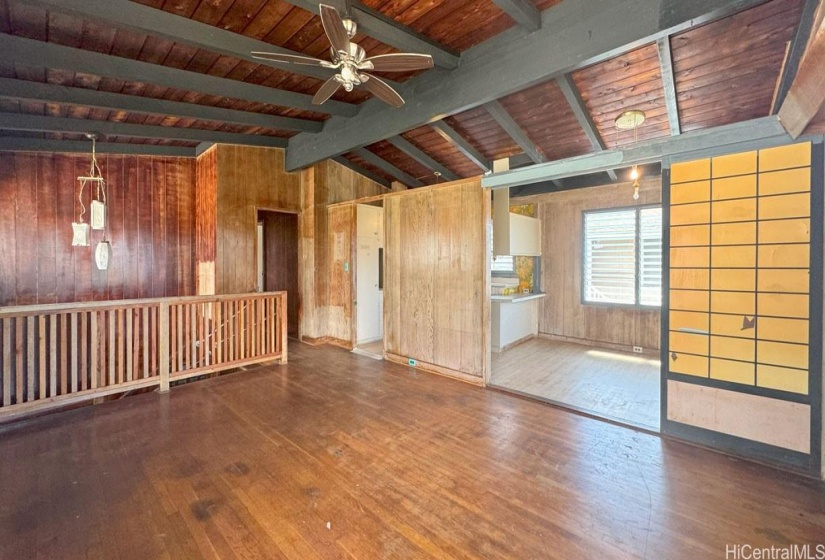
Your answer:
0;292;287;318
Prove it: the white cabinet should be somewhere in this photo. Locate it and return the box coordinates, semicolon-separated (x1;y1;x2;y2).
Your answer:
508;213;541;256
493;189;541;256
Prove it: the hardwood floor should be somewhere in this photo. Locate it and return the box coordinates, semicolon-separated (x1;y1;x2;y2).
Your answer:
492;338;661;430
0;342;823;559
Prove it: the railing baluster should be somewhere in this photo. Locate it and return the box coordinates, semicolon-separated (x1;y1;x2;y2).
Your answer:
26;316;35;402
39;316;46;399
90;312;98;390
80;312;88;391
126;308;133;382
49;314;57;397
69;312;78;394
177;304;184;374
190;303;196;371
159;301;170;393
142;307;149;380
3;318;11;406
108;310;115;387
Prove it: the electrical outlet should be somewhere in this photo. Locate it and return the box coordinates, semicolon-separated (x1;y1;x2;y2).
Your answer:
633;346;643;354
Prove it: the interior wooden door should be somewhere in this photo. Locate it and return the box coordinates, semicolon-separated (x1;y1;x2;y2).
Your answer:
260;211;299;338
328;205;356;346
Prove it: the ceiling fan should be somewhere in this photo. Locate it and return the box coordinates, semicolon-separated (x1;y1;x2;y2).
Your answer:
251;3;433;108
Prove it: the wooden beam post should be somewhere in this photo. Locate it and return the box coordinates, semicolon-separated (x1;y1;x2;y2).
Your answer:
778;17;825;137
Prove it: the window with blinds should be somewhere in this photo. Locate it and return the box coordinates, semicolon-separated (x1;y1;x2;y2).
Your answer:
582;206;662;307
491;255;515;273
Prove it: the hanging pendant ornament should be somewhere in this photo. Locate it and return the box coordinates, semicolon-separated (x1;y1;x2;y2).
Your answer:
95;237;111;271
73;133;110;257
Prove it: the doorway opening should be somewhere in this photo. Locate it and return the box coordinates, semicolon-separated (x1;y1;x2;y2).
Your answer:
352;202;384;360
489;171;663;432
257;210;299;339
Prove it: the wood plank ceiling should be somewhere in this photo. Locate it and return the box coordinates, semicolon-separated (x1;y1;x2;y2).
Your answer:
0;0;808;186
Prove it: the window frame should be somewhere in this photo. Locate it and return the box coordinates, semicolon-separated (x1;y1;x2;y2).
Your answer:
580;204;662;309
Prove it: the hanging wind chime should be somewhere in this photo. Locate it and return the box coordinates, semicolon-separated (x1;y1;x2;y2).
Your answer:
72;133;111;270
614;109;646;200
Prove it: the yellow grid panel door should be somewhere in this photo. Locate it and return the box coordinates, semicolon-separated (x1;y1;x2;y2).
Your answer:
668;142;813;395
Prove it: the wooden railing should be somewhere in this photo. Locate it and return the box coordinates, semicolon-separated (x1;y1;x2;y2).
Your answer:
0;292;287;422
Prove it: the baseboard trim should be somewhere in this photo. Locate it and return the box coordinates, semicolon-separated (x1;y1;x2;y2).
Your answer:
300;336;354;350
385;352;485;387
537;333;659;356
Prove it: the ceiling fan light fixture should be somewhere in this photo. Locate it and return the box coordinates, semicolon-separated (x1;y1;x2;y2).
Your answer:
251;3;433;108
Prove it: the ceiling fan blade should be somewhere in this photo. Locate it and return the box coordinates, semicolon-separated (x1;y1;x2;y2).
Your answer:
251;52;328;66
362;53;434;72
313;75;342;105
361;73;405;108
319;4;350;54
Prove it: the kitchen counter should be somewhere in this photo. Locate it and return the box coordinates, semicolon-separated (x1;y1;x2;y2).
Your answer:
491;293;544;352
491;292;546;303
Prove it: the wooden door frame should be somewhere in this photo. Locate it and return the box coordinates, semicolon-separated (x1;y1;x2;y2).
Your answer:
256;206;301;339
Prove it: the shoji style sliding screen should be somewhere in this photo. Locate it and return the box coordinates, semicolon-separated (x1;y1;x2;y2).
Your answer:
664;141;823;474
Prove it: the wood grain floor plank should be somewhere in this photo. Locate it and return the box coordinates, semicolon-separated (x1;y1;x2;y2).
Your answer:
0;342;822;560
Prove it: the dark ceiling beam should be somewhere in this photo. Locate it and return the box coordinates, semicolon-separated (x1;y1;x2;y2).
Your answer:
332;156;391;188
554;73;619;181
656;37;681;135
0;136;197;157
430;121;491;173
484;100;545;164
0;112;289;148
352;148;424;188
22;0;336;82
492;0;541;32
0;78;322;134
482;116;790;189
386;136;459;181
283;0;459;69
0;34;357;118
286;0;771;171
771;0;820;114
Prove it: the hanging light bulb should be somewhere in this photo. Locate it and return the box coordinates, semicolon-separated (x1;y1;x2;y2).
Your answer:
633;183;640;200
630;165;640;181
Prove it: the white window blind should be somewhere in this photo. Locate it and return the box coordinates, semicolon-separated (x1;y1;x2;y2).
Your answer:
582;206;662;307
583;209;637;304
639;207;663;306
492;255;515;272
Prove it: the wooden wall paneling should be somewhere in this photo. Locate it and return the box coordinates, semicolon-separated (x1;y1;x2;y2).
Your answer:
384;179;488;381
298;166;316;338
53;154;77;303
14;153;38;306
177;158;196;297
104;154;125;301
215;145;302;295
308;159;387;340
36;154;57;304
150;154;168;298
522;177;663;350
164;157;181;299
326;204;356;346
0;153;17;306
0;152;196;306
195;146;218;296
136;155;154;299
